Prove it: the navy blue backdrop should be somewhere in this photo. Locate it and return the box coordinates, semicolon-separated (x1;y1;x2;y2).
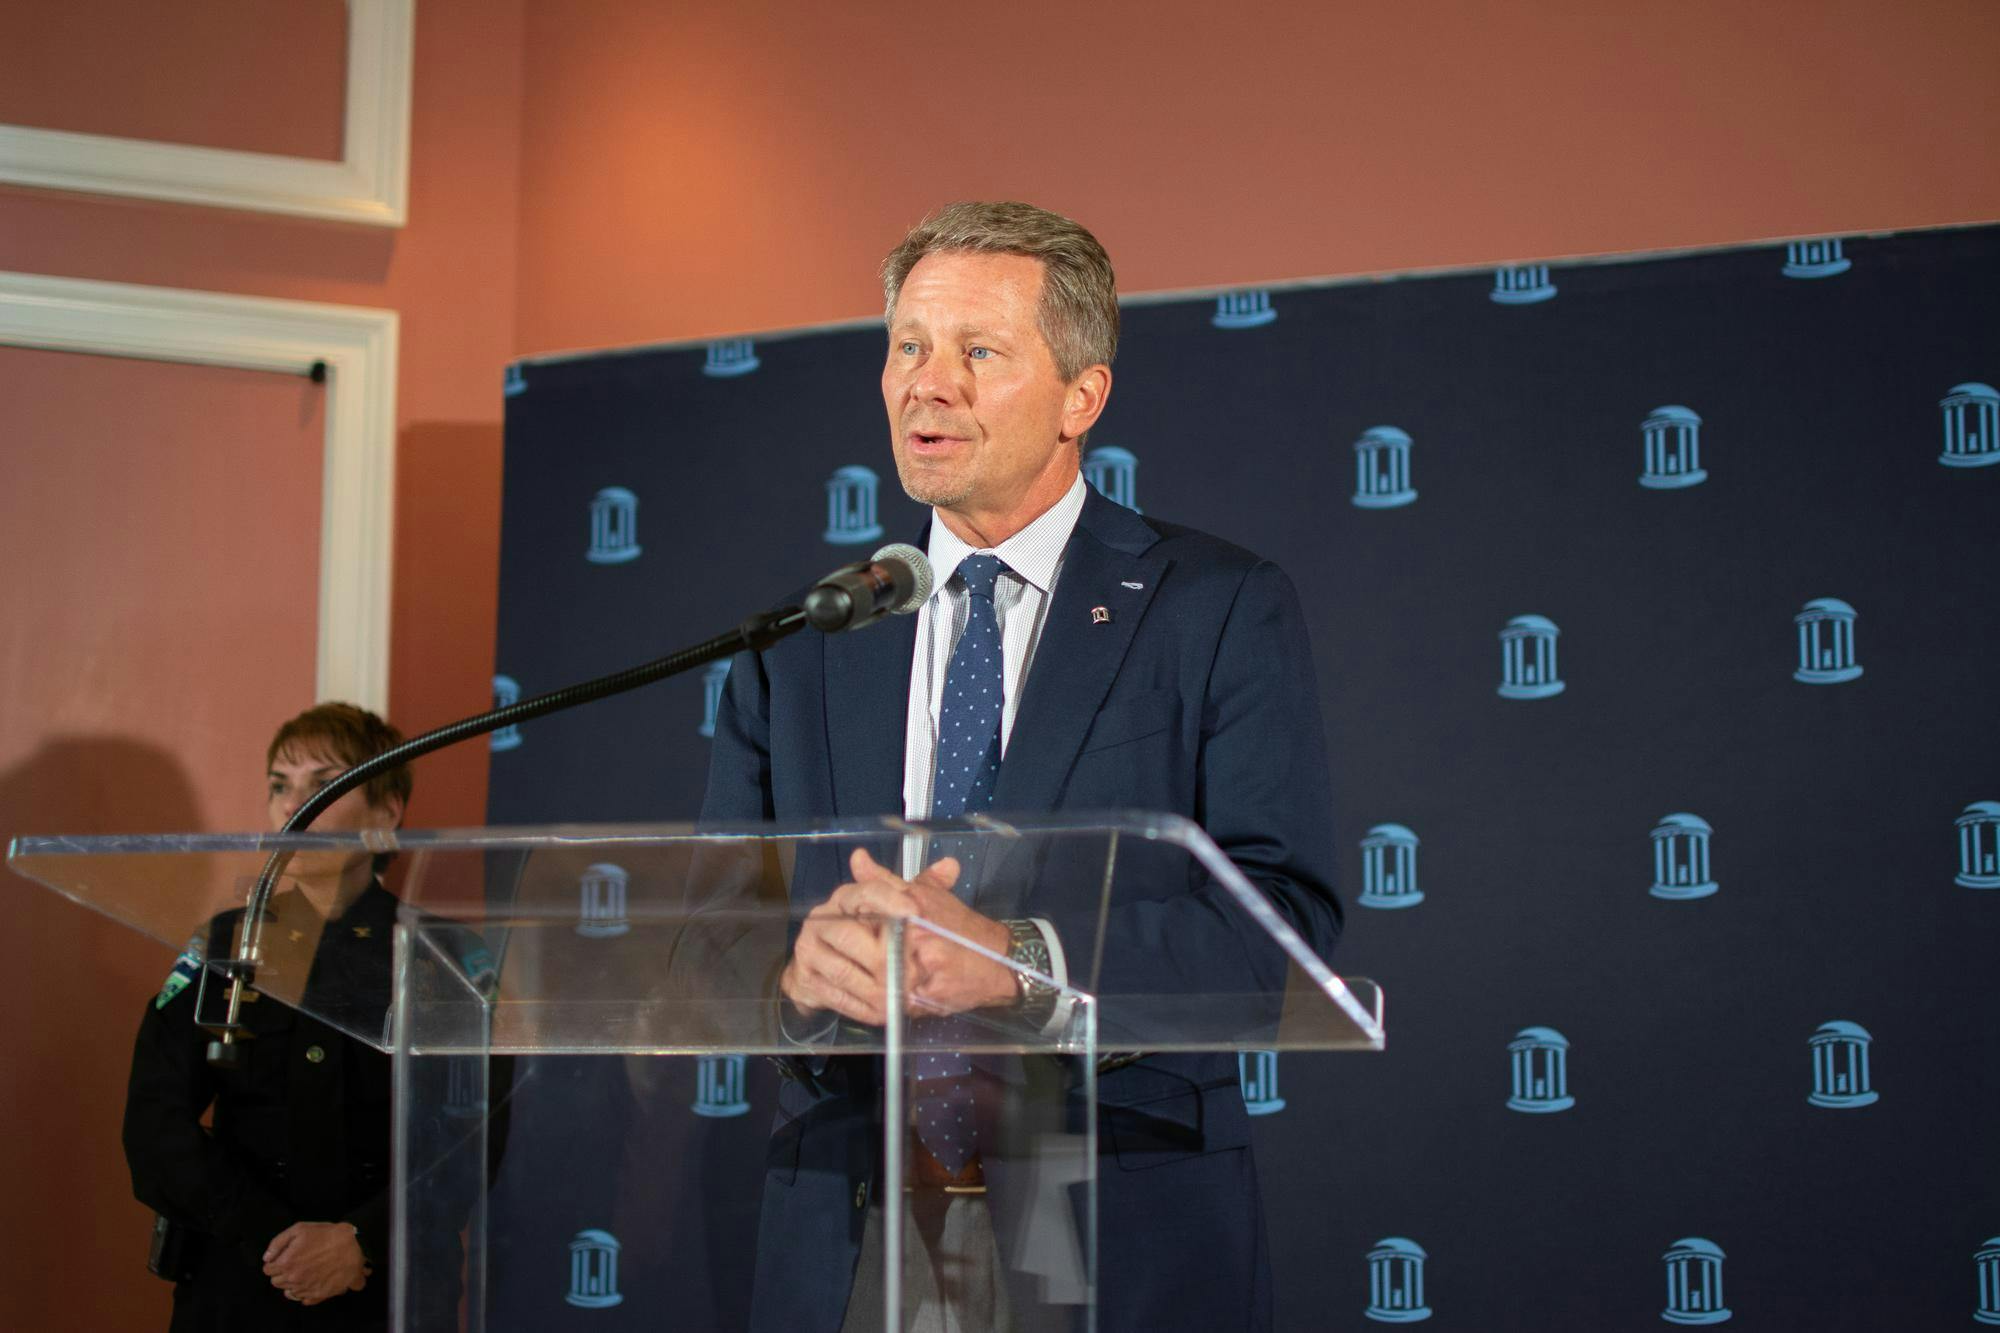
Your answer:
488;226;2000;1329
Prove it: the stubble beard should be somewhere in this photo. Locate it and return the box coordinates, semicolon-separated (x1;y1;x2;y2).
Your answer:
894;452;976;511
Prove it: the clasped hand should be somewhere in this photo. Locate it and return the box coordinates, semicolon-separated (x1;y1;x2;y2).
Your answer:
263;1220;368;1304
779;848;1015;1026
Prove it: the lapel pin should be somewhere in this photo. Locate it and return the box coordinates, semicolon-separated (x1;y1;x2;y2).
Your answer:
1091;606;1112;625
1121;581;1144;590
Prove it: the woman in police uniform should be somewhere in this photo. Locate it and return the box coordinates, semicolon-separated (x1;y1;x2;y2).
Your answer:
122;704;409;1331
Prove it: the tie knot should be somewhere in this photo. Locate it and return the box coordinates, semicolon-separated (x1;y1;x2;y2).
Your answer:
956;554;1007;602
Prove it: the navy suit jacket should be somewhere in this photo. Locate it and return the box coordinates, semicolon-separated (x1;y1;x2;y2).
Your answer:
700;484;1340;1332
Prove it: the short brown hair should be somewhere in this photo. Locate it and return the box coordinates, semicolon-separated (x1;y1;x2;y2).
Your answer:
881;201;1119;383
267;703;411;810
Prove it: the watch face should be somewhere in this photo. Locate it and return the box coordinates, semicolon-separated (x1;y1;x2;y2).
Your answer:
1007;923;1053;982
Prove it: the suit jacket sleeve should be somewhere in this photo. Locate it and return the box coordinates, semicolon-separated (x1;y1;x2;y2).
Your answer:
701;647;777;825
122;989;295;1248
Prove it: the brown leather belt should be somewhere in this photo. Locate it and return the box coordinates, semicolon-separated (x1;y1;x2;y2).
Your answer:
905;1134;986;1193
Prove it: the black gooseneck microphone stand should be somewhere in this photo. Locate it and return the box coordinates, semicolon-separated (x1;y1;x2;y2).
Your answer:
200;605;808;1067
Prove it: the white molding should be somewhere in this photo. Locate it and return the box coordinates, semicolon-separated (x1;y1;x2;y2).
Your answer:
0;271;398;713
0;0;413;226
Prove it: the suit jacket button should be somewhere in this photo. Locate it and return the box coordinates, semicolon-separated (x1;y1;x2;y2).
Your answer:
305;1045;326;1064
853;1182;867;1209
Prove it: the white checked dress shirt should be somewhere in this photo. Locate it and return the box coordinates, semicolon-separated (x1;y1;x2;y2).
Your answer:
901;471;1089;987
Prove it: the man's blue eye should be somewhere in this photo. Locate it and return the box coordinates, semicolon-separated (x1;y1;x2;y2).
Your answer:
899;341;920;356
968;346;992;360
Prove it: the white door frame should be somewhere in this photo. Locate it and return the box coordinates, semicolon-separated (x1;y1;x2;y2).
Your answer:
0;270;398;712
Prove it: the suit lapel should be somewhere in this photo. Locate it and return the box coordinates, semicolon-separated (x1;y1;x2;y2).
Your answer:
822;603;917;817
992;490;1165;814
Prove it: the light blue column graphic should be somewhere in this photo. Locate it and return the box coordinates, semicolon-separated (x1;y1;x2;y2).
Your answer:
503;363;527;397
1499;616;1566;699
1352;426;1418;509
1238;1050;1286;1115
702;338;760;377
1359;824;1423;908
1957;802;2000;888
1977;1238;2000;1325
698;659;731;738
1083;445;1141;513
565;1229;625;1308
1641;406;1707;488
1782;238;1851;278
1940;383;2000;468
1508;1027;1574;1112
1792;598;1863;683
1662;1238;1732;1324
1491;264;1557;304
823;465;884;545
576;863;630;939
1212;289;1277;328
586;486;642;564
693;1054;752;1117
1649;815;1718;900
490;675;522;751
1365;1238;1432;1322
1808;1021;1879;1108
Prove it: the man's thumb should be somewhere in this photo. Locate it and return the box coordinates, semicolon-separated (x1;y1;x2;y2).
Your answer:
916;857;961;892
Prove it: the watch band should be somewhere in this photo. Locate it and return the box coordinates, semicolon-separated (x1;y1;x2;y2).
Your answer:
1004;919;1058;1027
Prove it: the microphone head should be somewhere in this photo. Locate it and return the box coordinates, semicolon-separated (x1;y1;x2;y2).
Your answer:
872;543;934;615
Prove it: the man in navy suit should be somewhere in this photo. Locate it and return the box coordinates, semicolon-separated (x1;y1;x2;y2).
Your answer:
702;201;1340;1332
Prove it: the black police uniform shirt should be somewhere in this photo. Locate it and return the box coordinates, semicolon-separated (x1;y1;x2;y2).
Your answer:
123;881;400;1331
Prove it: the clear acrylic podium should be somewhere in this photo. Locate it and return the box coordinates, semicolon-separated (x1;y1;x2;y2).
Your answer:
10;812;1382;1331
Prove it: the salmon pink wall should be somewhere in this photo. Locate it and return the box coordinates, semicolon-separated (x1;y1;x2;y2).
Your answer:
0;0;525;824
0;0;348;159
0;3;523;1326
513;0;2000;355
0;349;326;1331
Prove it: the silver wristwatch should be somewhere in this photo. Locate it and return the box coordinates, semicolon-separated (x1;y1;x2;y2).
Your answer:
1004;919;1058;1026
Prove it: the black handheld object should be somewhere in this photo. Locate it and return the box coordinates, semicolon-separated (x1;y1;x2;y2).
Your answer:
147;1212;200;1281
803;543;934;633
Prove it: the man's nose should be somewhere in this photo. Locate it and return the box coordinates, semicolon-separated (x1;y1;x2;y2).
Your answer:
907;348;969;404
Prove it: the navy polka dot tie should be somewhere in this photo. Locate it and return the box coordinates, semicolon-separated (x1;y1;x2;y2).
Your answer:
931;554;1007;823
912;553;1008;1171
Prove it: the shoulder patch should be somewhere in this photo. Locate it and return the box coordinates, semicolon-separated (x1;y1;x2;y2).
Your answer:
457;942;496;988
155;933;204;1010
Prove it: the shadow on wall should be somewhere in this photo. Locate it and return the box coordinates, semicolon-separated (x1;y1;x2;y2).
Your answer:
392;419;505;833
0;735;201;1333
0;733;203;840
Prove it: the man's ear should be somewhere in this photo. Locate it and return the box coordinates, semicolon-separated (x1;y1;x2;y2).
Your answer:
1060;364;1113;441
372;794;406;830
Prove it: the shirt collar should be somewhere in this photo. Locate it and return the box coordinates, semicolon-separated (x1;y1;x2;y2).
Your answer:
925;471;1087;597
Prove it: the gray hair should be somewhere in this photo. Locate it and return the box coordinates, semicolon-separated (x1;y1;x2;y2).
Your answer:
881;201;1119;382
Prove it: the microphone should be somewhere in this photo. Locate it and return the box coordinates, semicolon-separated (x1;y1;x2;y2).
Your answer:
804;543;934;632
